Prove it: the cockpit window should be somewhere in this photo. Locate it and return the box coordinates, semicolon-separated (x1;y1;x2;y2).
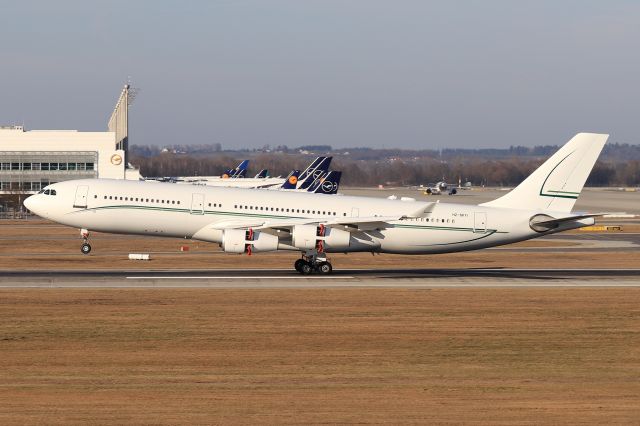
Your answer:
42;189;57;196
44;189;50;195
51;190;57;196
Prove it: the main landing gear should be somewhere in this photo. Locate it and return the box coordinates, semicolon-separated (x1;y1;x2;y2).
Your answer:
294;251;333;275
80;228;91;255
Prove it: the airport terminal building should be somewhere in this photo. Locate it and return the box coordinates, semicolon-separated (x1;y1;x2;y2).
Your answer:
0;85;140;197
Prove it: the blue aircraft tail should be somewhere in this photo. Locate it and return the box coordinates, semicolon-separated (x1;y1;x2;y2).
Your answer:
307;170;341;194
297;156;333;189
254;169;269;179
222;160;249;178
280;170;301;189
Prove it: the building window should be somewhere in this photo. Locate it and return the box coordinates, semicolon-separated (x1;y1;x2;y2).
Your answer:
86;163;94;170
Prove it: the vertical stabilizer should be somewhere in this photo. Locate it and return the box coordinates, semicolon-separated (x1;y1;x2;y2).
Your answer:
480;133;608;212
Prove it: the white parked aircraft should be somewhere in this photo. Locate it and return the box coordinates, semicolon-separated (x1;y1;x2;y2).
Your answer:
24;133;609;274
418;181;458;195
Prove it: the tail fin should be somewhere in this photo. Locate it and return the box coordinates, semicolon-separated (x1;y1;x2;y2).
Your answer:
254;169;269;179
233;160;249;178
308;171;341;194
280;170;301;189
222;160;250;178
480;133;609;212
297;156;333;189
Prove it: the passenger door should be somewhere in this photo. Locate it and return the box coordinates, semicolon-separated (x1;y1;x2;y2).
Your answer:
73;185;89;209
351;207;360;217
190;193;204;215
473;212;487;233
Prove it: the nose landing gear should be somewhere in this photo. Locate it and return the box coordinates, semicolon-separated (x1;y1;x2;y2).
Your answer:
294;251;333;275
80;228;91;255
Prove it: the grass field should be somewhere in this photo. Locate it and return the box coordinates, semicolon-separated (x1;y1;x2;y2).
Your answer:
1;288;640;424
0;220;637;270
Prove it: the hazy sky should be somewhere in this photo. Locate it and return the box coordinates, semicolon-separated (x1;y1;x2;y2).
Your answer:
1;1;638;149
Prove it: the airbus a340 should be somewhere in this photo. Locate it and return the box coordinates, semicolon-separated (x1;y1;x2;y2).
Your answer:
24;133;609;274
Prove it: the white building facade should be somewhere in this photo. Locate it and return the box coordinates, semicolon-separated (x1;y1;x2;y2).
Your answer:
0;126;130;194
0;85;140;196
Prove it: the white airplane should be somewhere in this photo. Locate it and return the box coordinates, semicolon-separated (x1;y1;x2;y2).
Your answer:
24;133;609;275
418;181;458;195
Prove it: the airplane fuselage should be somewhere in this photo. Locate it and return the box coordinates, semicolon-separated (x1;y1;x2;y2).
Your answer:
26;179;589;255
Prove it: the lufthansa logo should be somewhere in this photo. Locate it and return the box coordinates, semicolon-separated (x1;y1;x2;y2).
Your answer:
110;154;123;166
288;175;298;185
321;180;336;192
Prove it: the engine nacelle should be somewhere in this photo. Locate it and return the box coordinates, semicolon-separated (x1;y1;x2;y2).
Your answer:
322;227;350;250
291;224;318;250
222;228;247;253
222;229;280;253
249;231;279;253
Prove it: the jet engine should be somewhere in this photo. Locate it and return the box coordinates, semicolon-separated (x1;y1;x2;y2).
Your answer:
221;229;247;253
322;227;350;250
222;228;279;254
248;230;278;253
291;224;350;252
291;224;317;250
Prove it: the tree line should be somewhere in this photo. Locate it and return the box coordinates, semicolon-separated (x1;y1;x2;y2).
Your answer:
130;151;640;187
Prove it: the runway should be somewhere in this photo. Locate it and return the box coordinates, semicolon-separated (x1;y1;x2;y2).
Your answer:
2;268;639;288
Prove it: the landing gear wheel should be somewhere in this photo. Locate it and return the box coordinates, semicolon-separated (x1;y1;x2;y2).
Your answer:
294;259;307;272
81;243;92;255
317;262;333;275
299;262;313;275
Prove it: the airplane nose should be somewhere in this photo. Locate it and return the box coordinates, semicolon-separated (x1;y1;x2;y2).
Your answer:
23;195;34;211
23;195;39;214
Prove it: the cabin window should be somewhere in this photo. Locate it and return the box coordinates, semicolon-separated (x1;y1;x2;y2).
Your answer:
177;201;180;205
104;196;107;199
109;196;113;200
208;203;211;207
172;200;175;204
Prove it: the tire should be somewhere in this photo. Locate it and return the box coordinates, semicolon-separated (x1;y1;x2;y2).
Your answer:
81;243;92;255
317;262;333;275
300;262;313;275
294;259;306;272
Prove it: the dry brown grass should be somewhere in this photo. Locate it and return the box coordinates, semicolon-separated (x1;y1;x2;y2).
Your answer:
1;288;640;424
0;220;633;271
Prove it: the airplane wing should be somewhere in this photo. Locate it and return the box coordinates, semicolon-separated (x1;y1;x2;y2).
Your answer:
207;215;405;232
529;212;622;231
